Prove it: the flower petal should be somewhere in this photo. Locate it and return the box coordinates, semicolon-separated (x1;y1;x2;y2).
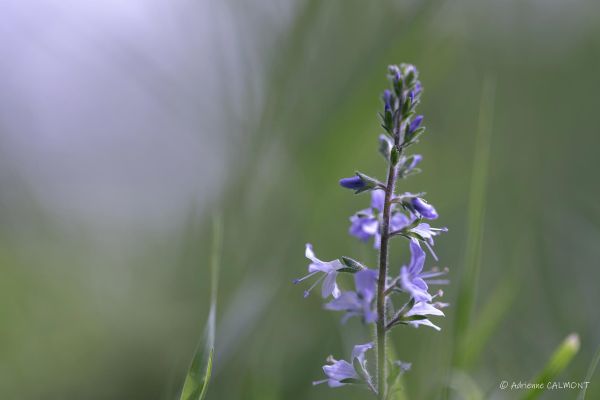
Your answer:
371;189;385;211
321;271;339;298
408;318;441;331
408;240;426;274
323;360;357;382
355;269;377;301
351;342;374;364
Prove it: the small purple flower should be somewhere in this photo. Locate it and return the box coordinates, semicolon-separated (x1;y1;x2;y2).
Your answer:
349;190;410;248
411;197;438;219
294;244;343;298
407;154;422;171
400;240;448;302
388;65;401;83
339;175;366;191
414;82;422;96
382;89;393;111
313;342;374;388
349;213;379;242
325;269;378;323
405;301;445;331
408;115;423;134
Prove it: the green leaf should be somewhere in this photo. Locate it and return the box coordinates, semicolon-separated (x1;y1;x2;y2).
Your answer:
390;146;400;166
577;344;600;400
447;371;484;400
521;333;580;400
339;378;364;385
339;256;366;272
180;216;223;400
403;127;425;147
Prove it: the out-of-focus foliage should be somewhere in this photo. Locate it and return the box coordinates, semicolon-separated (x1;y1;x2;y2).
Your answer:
1;0;599;399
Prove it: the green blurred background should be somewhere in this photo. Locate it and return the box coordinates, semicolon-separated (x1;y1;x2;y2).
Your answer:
1;0;599;399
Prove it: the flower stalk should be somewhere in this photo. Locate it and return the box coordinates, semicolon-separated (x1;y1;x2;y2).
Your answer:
376;149;400;399
295;64;450;398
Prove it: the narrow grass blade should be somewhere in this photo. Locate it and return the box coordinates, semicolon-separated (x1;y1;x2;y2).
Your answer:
180;216;223;400
448;371;483;400
452;75;496;369
577;344;600;400
460;277;517;368
521;333;580;400
459;237;527;368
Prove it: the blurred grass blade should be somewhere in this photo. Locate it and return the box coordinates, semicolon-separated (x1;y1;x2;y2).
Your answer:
180;216;223;400
460;237;526;368
521;333;580;400
452;75;496;368
448;371;483;400
460;277;517;368
577;344;600;400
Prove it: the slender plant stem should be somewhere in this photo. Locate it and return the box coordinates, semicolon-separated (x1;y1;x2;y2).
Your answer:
376;157;399;399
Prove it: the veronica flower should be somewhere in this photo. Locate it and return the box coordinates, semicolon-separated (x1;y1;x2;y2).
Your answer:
400;240;448;302
382;89;393;112
405;154;422;172
339;176;367;191
410;197;438;219
409;82;422;103
408;115;423;135
313;342;374;389
349;190;410;248
405;300;445;331
325;269;377;323
294;244;343;298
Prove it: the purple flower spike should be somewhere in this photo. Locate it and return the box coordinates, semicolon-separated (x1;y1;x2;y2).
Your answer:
313;342;374;388
411;197;438;219
325;269;378;323
294;244;343;298
408;115;423;134
339;175;366;191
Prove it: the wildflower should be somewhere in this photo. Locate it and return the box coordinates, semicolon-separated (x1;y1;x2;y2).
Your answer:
398;154;422;177
388;65;402;83
296;64;449;394
410;197;438;220
339;172;381;193
294;244;343;298
400;240;448;302
382;89;393;112
408;115;423;135
339;176;366;191
325;269;377;323
406;154;422;171
313;342;374;389
349;190;410;248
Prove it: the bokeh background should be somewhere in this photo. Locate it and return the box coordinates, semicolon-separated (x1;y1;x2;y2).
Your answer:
1;0;599;399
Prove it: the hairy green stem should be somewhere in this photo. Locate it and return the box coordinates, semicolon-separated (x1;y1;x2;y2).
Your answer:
376;157;399;399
